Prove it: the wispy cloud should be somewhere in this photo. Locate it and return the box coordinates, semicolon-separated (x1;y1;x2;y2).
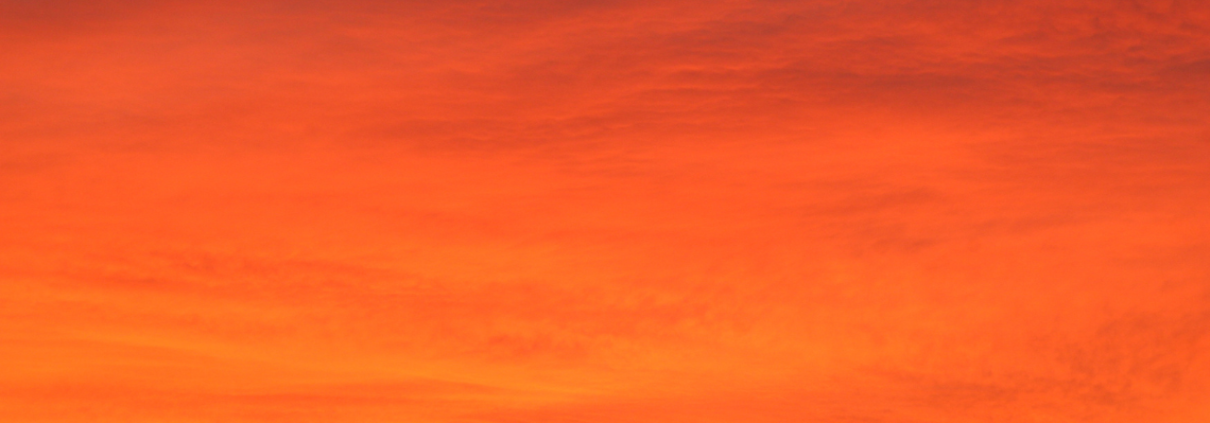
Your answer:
2;0;1209;422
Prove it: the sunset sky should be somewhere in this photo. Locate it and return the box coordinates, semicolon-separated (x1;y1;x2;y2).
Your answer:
2;1;1209;422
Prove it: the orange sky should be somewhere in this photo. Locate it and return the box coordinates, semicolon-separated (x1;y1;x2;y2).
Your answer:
2;1;1209;422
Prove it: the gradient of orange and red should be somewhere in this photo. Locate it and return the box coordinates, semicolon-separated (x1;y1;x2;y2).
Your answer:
2;1;1210;422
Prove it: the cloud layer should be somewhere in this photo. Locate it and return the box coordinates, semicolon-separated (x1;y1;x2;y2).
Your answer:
2;1;1209;422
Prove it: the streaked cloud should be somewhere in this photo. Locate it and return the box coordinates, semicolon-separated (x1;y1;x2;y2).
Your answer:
2;1;1208;422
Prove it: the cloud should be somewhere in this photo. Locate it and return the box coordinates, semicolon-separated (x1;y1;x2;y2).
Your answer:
2;1;1209;422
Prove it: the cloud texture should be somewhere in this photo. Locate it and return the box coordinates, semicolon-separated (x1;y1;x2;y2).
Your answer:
2;0;1209;422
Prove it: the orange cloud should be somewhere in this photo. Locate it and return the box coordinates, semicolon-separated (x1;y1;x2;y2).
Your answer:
2;1;1209;422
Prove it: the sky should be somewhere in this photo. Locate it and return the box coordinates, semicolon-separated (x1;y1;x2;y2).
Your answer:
1;0;1209;422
